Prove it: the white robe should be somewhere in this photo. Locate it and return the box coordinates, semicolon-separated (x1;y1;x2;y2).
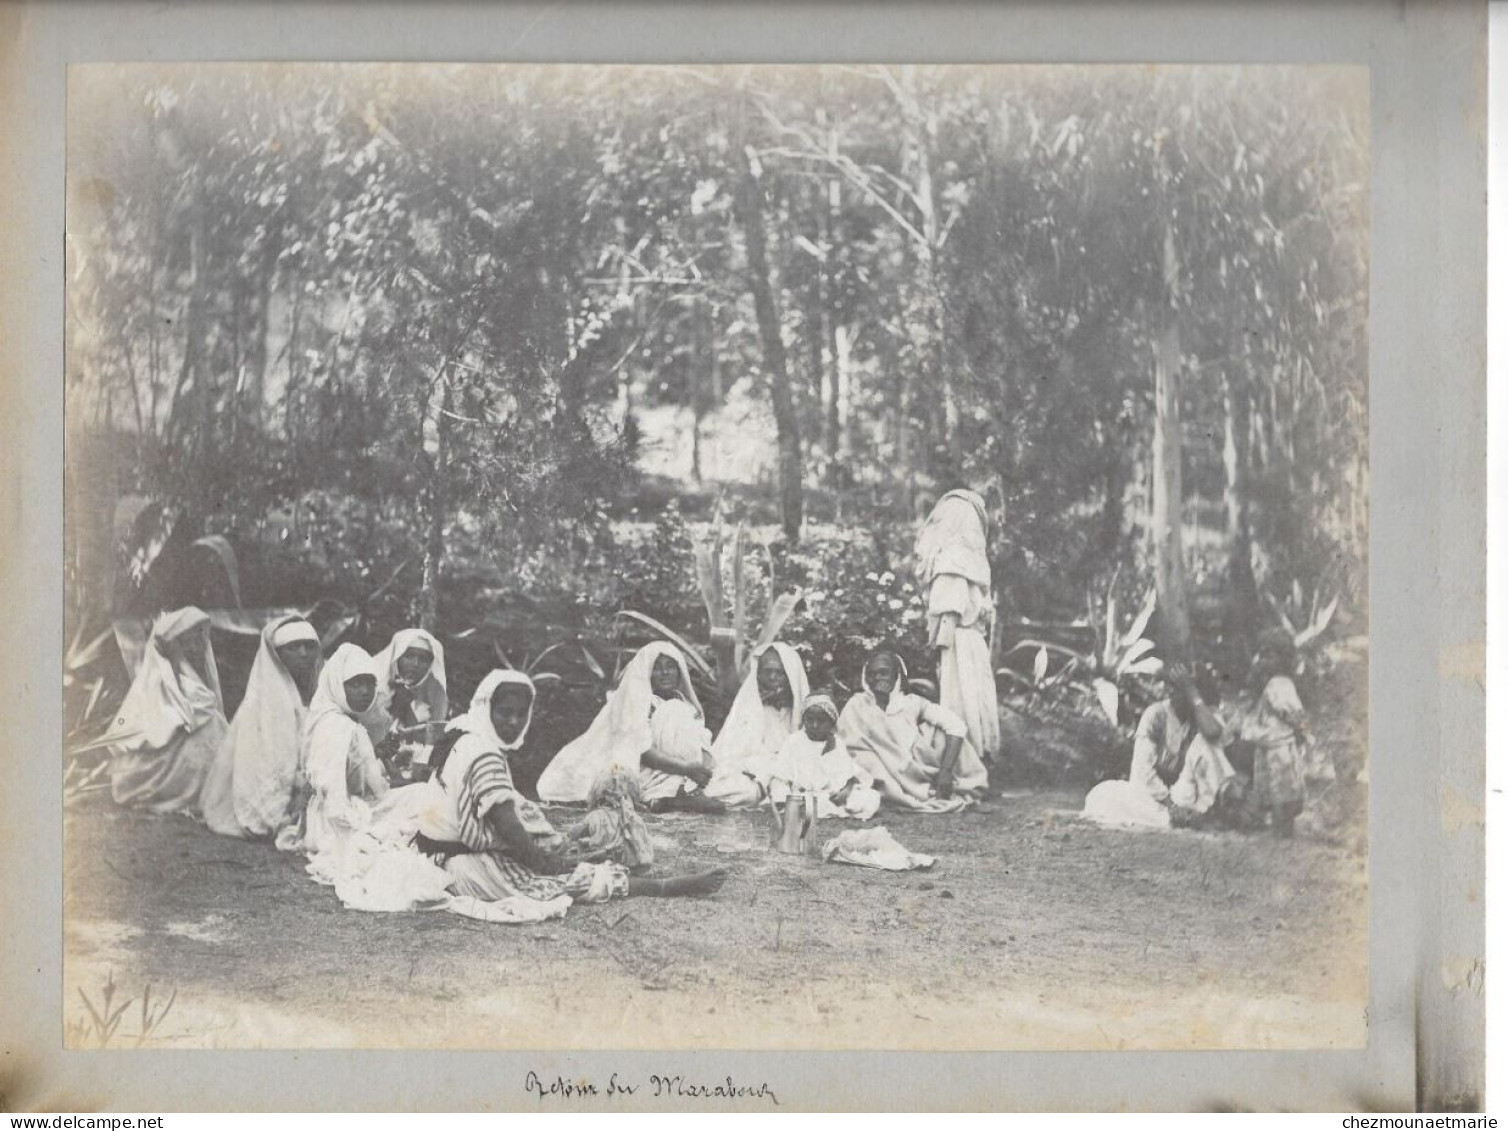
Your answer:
106;607;227;816
298;644;451;912
915;489;1001;762
704;642;810;808
201;615;320;838
537;642;710;804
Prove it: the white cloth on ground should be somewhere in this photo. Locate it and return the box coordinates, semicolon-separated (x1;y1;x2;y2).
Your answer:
821;826;935;871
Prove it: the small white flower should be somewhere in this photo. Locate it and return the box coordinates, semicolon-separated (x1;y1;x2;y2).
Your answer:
888;598;905;611
865;571;880;582
880;571;895;585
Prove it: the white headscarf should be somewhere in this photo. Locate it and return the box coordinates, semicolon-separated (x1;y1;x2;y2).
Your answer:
270;619;321;649
709;642;810;771
447;669;536;753
915;488;992;590
208;615;323;837
536;641;701;803
367;627;448;743
304;643;379;744
108;607;224;752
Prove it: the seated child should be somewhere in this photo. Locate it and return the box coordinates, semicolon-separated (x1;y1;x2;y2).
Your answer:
766;694;882;821
565;765;656;872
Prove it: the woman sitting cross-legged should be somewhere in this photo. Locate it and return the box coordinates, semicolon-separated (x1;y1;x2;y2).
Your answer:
703;642;810;809
417;670;726;919
836;650;989;812
536;642;725;813
107;607;229;817
1081;662;1242;832
365;627;449;783
201;615;322;840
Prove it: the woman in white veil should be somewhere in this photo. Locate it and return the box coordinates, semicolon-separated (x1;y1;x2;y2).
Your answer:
704;642;810;807
106;607;227;815
201;615;322;839
536;641;718;810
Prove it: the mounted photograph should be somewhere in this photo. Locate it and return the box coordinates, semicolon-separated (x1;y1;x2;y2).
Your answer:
62;61;1370;1052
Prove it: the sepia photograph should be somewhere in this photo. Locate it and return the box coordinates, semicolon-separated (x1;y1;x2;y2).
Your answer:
57;61;1375;1055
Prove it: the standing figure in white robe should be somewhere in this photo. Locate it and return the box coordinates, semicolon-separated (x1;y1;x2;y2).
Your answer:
915;488;1001;763
200;616;322;839
106;607;227;816
704;642;810;808
837;651;988;813
536;642;722;812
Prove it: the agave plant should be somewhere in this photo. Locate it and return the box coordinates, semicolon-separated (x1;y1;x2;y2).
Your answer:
1086;577;1162;727
1264;578;1341;673
686;516;803;702
488;637;608;692
994;569;1162;730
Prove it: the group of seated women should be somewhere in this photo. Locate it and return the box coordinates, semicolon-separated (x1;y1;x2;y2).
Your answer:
102;599;1317;921
536;641;989;816
105;612;986;921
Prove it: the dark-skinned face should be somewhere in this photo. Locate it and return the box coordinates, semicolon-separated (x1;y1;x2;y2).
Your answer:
277;640;320;683
344;674;377;714
394;645;433;685
867;654;900;696
756;650;792;706
650;654;682;699
490;685;532;745
802;710;836;743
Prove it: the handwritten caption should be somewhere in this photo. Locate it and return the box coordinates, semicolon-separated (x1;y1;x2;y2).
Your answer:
524;1070;780;1106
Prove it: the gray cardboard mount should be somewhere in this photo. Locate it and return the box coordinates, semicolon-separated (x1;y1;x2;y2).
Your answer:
0;0;1486;1113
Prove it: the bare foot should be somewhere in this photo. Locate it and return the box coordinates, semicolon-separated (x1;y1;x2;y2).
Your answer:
630;868;728;898
649;793;727;815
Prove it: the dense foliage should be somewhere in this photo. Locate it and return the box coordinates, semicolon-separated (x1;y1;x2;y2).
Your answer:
65;64;1368;753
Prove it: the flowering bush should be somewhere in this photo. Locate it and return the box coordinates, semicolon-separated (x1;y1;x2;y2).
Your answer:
777;526;933;695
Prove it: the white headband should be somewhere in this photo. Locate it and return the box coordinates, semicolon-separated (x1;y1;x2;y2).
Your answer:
271;620;320;648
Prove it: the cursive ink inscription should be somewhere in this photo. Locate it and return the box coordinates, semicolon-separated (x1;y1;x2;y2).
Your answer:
524;1070;778;1106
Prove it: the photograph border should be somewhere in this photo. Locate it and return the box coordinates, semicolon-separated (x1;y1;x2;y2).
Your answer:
0;0;1486;1112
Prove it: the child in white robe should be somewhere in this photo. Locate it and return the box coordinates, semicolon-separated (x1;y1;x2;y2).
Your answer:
766;694;882;821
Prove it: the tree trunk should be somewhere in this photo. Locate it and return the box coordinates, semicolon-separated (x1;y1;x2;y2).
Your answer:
691;296;710;483
898;65;954;470
733;82;803;543
1152;318;1190;665
417;369;451;634
1223;359;1260;626
818;109;845;486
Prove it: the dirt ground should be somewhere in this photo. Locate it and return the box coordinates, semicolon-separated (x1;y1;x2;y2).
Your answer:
64;765;1368;1052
